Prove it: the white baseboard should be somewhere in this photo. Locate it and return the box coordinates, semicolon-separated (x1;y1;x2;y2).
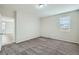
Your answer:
16;36;40;43
40;36;79;44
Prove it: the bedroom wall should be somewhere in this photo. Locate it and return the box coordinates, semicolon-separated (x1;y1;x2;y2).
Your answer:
40;10;79;44
16;9;40;43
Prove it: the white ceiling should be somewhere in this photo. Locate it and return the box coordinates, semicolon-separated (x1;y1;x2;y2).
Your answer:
0;4;79;17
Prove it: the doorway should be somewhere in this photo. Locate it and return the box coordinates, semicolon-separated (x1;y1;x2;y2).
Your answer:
1;16;15;46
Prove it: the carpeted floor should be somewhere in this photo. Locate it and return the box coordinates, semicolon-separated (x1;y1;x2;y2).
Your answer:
0;37;79;55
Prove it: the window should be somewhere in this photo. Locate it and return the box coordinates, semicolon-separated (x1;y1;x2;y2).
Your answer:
59;16;70;30
2;22;6;34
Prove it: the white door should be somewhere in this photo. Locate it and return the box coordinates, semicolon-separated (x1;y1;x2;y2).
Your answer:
0;14;2;51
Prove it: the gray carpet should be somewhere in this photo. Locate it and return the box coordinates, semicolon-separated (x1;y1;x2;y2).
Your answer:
0;37;79;55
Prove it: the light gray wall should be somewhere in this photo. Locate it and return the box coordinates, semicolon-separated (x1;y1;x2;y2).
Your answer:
0;7;15;18
40;11;79;44
16;9;40;43
77;11;79;43
0;14;2;51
